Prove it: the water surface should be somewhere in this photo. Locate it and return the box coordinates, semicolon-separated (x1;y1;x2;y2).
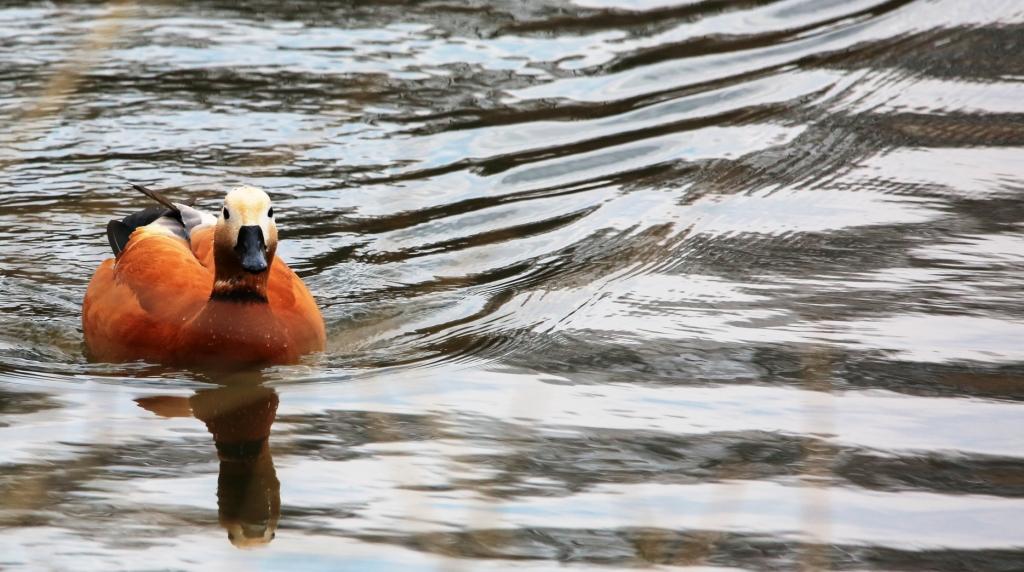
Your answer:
1;0;1023;569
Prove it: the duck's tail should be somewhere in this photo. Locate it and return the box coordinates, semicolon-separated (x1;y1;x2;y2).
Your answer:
131;183;180;213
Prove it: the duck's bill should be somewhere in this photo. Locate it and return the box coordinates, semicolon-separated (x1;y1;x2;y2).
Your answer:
236;225;268;273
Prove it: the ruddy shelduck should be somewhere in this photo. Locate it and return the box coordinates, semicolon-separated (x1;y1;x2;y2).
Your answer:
83;185;325;366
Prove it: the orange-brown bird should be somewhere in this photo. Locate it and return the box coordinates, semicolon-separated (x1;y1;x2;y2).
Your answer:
83;184;325;366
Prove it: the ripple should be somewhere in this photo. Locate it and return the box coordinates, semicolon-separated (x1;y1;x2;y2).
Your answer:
1;0;1023;568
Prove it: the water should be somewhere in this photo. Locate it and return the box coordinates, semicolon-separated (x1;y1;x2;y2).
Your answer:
1;0;1023;569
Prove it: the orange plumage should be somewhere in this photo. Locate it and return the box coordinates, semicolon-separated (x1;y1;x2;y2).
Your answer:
83;186;325;366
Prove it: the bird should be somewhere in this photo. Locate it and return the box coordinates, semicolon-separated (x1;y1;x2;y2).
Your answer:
83;184;325;367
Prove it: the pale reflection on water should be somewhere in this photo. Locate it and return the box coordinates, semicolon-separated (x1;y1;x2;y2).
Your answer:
1;0;1024;570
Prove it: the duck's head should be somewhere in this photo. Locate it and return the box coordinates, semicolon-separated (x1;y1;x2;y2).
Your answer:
212;186;278;300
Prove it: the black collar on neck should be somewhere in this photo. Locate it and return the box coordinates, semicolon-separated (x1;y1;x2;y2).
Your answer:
209;290;269;304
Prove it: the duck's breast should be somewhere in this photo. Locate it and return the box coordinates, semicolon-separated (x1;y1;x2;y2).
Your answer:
177;258;325;366
267;258;326;356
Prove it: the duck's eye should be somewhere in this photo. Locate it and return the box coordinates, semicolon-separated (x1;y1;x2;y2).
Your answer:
222;207;230;219
268;207;274;218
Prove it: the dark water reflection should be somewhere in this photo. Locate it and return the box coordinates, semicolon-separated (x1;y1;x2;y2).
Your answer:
2;0;1024;569
137;380;281;548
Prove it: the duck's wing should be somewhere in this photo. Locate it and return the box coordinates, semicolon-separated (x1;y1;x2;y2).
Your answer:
88;185;223;361
84;221;216;362
175;202;216;235
117;223;212;311
107;184;218;255
106;206;179;255
110;184;217;308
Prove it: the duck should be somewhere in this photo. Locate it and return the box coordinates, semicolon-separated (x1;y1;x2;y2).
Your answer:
83;184;325;366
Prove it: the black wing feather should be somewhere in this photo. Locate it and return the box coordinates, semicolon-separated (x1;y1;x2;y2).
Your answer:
105;184;186;255
106;220;132;255
106;206;176;255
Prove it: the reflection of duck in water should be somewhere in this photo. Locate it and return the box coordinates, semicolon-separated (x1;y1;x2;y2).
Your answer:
137;382;280;548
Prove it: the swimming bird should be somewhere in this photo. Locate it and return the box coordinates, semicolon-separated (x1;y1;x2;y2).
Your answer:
83;184;325;366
